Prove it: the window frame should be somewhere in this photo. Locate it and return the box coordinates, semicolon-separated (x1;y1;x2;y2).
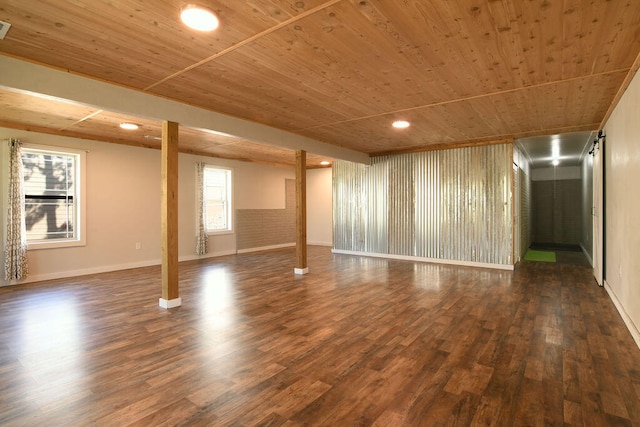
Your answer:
201;165;233;235
21;144;87;250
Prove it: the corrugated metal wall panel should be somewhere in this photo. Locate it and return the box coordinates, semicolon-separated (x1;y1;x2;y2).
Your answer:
366;158;388;253
333;143;513;265
387;154;415;255
332;160;367;251
412;151;442;258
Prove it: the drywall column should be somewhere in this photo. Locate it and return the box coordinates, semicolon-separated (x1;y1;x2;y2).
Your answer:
159;121;181;308
295;150;308;274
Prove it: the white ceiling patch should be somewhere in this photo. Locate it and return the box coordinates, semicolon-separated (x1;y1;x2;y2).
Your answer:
0;21;12;40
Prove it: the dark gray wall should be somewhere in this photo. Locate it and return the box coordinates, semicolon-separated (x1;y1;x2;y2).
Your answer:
532;179;581;244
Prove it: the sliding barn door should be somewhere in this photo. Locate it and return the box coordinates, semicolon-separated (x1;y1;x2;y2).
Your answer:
593;137;604;286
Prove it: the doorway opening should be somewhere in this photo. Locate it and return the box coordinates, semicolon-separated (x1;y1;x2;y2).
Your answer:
514;131;596;267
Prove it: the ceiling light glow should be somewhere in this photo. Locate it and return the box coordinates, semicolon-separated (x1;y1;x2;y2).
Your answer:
320;161;331;166
181;5;219;31
119;122;139;130
550;138;561;166
392;120;410;129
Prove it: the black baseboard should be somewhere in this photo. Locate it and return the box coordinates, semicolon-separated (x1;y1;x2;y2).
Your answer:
530;242;582;252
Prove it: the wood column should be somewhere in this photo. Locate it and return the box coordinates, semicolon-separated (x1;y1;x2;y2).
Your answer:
160;120;181;308
295;150;308;274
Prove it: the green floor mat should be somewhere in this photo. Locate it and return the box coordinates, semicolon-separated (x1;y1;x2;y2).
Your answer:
524;250;556;262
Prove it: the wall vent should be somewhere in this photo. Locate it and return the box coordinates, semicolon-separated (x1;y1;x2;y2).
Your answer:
0;21;12;40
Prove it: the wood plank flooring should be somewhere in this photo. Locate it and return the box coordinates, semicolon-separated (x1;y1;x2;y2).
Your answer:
1;246;639;426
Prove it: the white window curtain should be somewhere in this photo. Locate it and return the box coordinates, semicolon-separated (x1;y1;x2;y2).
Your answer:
4;139;29;280
195;162;209;255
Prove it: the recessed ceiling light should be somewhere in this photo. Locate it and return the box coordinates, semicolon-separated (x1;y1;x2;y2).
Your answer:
320;161;331;166
392;120;410;129
552;159;560;166
119;122;139;130
181;4;219;31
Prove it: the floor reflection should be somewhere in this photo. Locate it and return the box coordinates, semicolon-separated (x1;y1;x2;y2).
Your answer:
12;290;86;411
196;266;240;362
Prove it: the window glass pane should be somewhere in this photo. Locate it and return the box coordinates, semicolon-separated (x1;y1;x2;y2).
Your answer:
203;167;231;232
21;149;78;242
206;202;226;229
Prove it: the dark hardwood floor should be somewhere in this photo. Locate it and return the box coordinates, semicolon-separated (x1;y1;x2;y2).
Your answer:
1;246;639;426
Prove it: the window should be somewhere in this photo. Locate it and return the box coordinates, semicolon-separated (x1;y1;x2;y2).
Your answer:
21;145;86;248
204;166;232;233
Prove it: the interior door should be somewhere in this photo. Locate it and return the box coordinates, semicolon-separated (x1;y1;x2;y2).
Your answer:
513;163;520;263
593;136;604;286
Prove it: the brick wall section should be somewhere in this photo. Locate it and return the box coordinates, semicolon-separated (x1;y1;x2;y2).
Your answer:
532;179;581;244
236;179;296;250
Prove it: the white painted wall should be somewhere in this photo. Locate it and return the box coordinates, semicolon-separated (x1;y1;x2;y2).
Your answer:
513;144;531;175
0;128;297;286
580;154;593;265
307;168;333;246
603;69;640;348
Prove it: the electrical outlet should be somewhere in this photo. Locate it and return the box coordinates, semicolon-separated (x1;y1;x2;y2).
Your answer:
135;242;141;250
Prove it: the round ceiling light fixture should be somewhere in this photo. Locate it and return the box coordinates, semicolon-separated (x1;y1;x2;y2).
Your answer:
181;4;219;31
392;120;410;129
119;122;139;130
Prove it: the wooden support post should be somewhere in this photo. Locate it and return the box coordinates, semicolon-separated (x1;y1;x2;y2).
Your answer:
160;120;181;308
295;150;308;274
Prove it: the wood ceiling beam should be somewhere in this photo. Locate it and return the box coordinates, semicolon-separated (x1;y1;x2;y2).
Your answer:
0;55;370;165
0;119;305;169
0;120;137;146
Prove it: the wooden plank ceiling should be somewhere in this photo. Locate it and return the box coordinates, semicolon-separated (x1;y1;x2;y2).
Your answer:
1;0;639;167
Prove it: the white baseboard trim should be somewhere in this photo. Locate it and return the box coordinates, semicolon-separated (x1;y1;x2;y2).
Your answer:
236;243;295;254
1;244;343;287
579;243;593;267
179;249;237;262
3;259;161;286
307;241;333;247
604;280;640;350
159;297;182;309
1;250;238;287
331;249;515;271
